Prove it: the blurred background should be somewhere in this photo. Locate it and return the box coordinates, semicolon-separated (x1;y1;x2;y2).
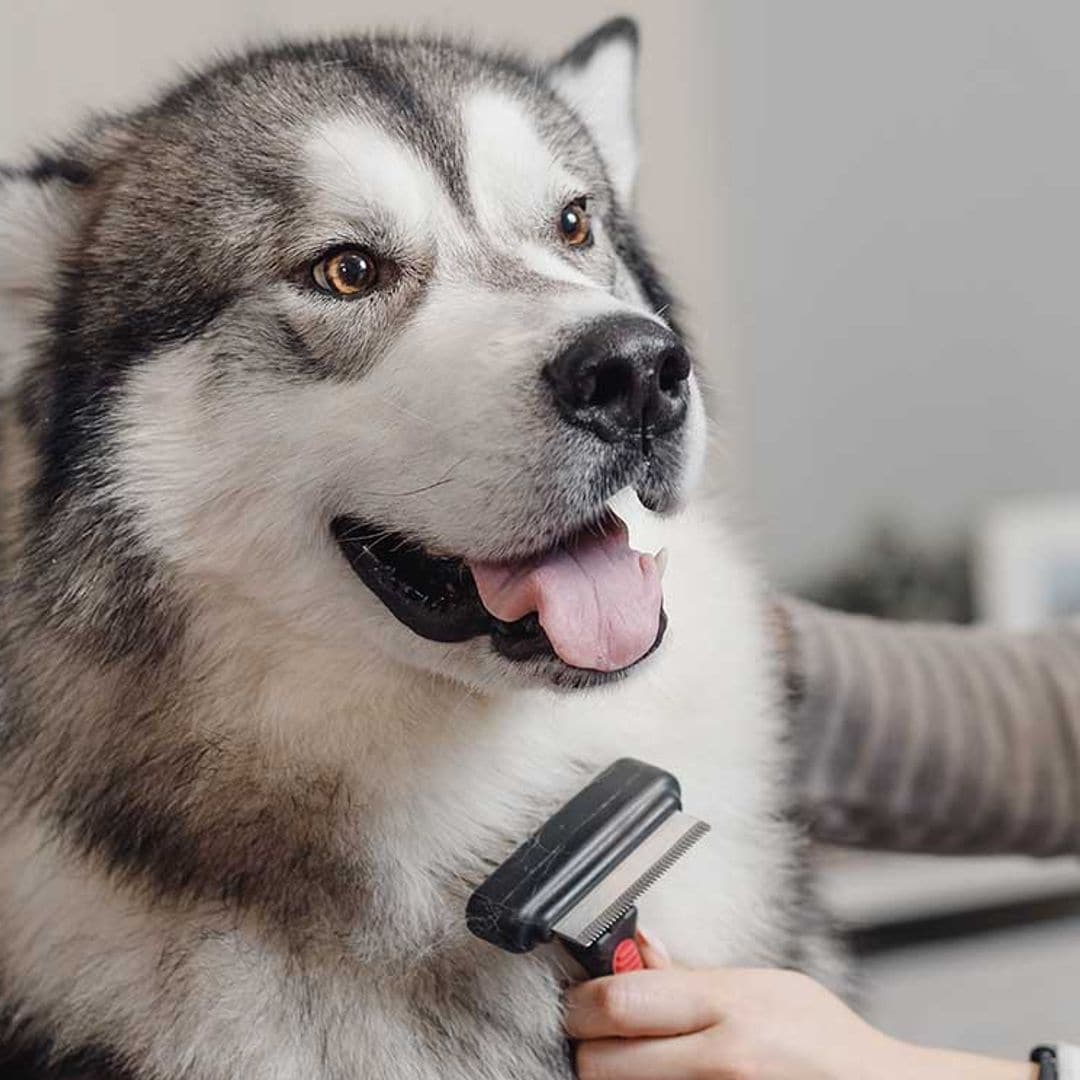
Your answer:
5;0;1080;1059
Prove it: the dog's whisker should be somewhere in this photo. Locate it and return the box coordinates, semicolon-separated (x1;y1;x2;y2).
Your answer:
377;395;437;427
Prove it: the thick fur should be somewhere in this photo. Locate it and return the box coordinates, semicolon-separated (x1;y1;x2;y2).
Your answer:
0;21;830;1080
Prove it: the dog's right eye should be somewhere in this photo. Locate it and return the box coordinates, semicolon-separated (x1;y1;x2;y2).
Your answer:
311;247;379;298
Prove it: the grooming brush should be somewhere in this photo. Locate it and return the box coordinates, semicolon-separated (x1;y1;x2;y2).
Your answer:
466;758;710;978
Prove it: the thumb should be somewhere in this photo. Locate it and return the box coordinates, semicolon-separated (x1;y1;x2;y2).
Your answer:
635;927;673;969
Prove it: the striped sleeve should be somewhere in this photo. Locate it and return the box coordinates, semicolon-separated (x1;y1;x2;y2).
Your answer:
784;598;1080;855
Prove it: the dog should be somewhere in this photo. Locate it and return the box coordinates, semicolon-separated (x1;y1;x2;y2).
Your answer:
0;18;833;1079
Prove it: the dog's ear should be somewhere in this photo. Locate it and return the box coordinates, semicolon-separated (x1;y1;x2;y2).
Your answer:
0;115;136;399
547;17;640;206
0;147;105;398
0;170;73;397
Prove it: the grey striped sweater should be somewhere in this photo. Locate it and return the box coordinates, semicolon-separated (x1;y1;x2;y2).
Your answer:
787;599;1080;856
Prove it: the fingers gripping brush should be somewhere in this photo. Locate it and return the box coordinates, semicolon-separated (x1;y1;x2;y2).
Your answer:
466;758;710;978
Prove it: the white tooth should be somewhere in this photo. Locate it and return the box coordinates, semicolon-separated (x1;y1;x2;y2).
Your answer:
656;548;668;580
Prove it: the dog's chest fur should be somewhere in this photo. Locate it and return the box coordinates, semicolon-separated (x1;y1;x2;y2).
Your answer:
0;510;802;1080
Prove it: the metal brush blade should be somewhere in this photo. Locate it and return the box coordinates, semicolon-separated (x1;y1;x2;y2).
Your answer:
551;811;711;948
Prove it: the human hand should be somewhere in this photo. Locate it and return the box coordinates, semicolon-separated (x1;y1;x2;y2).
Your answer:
564;933;1034;1080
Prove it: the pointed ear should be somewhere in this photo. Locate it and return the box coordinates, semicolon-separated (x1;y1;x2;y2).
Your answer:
547;17;640;206
0;153;100;398
0;171;75;397
0;116;132;399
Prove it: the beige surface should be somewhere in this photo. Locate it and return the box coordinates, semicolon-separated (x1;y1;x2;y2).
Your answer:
865;916;1080;1056
820;849;1080;927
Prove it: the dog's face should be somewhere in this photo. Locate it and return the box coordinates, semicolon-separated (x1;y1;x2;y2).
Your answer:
0;22;706;692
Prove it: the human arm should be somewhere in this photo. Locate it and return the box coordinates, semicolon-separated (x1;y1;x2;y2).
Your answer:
782;599;1080;855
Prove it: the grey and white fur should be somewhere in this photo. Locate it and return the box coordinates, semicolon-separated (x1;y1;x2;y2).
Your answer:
0;19;833;1079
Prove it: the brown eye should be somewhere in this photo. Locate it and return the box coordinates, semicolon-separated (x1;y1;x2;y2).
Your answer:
558;200;592;247
312;247;378;297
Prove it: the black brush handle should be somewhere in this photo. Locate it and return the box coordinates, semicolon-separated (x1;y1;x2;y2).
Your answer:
562;908;643;979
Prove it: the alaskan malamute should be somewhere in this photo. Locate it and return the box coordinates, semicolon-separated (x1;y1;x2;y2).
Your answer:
0;19;828;1079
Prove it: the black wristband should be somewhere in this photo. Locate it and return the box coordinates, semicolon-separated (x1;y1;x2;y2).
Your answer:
1032;1046;1059;1080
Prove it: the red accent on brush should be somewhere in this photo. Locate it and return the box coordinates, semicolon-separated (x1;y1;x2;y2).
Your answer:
611;938;644;974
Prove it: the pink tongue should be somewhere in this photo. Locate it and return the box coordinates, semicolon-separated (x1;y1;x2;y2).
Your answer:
468;518;662;673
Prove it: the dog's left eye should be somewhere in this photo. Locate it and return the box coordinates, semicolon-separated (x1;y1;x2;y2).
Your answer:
557;200;592;247
311;247;379;298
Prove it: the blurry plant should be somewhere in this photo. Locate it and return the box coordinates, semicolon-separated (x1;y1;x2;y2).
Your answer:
799;523;974;623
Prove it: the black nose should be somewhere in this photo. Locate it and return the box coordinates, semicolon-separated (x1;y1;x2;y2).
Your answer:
545;316;691;450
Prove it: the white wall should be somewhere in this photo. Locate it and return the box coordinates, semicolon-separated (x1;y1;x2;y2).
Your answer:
723;0;1080;584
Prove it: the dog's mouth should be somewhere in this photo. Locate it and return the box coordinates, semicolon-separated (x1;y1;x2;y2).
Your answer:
331;512;666;677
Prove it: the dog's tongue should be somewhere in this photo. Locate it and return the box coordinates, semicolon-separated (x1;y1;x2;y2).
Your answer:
468;518;662;673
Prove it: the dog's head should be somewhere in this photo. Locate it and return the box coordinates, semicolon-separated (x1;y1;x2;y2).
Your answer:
0;20;706;692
